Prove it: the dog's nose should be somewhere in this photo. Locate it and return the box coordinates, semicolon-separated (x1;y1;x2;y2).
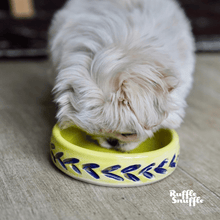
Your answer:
106;138;119;147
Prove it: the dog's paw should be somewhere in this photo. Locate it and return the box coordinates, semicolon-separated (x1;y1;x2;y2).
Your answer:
94;136;141;152
115;142;141;152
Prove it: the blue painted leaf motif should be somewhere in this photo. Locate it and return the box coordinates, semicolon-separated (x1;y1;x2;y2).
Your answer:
154;158;168;174
54;152;67;170
50;143;56;163
83;163;100;179
124;173;140;182
169;154;176;168
83;163;100;169
102;165;121;173
71;165;81;174
51;150;56;163
121;164;141;182
139;163;155;179
157;158;168;168
55;152;64;159
63;158;81;174
102;165;124;181
104;173;124;181
51;143;55;149
143;172;154;179
121;164;141;173
154;167;167;174
139;163;155;174
63;158;79;164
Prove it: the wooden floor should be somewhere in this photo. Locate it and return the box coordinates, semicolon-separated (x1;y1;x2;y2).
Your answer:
0;54;220;220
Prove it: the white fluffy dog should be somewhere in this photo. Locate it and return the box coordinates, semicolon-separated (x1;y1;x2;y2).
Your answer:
48;0;195;151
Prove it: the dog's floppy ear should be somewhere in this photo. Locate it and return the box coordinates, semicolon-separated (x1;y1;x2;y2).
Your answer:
108;66;180;130
153;59;180;93
108;72;158;129
162;70;179;93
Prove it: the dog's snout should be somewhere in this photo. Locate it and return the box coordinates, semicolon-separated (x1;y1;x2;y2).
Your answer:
106;138;119;147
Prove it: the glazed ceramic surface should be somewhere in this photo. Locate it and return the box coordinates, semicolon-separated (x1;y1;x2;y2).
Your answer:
50;124;180;187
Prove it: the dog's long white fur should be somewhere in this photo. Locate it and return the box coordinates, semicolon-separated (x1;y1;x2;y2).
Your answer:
48;0;195;151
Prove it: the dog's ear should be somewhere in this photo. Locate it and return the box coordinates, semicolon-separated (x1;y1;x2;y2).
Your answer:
108;72;157;128
108;67;179;130
162;70;179;93
109;72;125;94
153;59;180;93
111;68;179;100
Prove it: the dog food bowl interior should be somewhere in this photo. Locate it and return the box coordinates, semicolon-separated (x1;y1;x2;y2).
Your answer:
50;124;180;187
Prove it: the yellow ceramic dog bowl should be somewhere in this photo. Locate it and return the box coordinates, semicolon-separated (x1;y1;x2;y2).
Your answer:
50;124;180;187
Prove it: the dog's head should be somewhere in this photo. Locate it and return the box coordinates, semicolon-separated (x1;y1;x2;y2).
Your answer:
53;46;185;151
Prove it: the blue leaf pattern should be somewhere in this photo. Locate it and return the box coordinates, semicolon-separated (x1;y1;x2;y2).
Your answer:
121;165;141;182
139;163;155;179
83;163;100;179
54;152;67;170
139;163;155;174
124;173;140;182
169;154;176;168
102;165;124;181
143;172;154;179
157;158;169;168
63;158;81;174
102;165;121;173
104;173;124;181
154;167;167;174
154;158;169;174
121;164;141;173
51;150;56;163
51;144;177;183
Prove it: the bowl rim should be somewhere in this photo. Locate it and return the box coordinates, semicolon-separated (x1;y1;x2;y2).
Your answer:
52;124;179;158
